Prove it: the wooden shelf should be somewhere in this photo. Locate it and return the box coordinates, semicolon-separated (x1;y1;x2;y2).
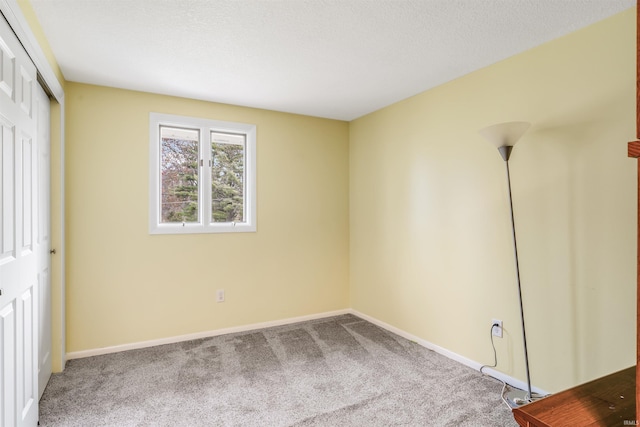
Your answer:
512;367;636;427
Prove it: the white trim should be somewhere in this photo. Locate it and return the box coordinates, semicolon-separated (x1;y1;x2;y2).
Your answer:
59;101;66;370
66;306;546;395
1;0;66;369
351;309;549;396
66;309;350;359
149;112;257;234
66;306;548;395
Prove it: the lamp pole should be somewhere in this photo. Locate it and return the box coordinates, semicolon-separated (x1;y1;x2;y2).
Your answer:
479;121;533;406
500;146;532;402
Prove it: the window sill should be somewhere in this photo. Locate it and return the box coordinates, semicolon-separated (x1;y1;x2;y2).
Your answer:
149;223;257;235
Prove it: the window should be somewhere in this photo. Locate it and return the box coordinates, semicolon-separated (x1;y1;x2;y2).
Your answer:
149;113;256;234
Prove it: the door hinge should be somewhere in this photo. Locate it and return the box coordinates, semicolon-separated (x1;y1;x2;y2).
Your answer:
50;249;56;255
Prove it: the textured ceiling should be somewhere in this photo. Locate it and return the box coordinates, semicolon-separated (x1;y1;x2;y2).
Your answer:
30;0;634;121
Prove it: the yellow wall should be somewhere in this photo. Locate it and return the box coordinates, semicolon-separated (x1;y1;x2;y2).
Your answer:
64;83;350;352
350;9;636;393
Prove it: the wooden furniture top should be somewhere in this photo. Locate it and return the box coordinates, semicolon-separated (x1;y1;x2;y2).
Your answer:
628;141;640;158
512;366;636;427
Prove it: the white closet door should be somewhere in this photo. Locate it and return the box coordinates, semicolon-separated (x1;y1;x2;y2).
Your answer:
0;15;40;427
36;83;51;400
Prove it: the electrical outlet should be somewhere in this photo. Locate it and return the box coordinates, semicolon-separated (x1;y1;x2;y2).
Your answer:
492;319;503;338
216;289;225;303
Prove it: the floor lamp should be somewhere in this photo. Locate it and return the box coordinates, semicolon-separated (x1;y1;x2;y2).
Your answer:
479;121;533;407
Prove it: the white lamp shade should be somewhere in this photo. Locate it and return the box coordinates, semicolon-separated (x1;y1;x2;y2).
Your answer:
478;121;531;148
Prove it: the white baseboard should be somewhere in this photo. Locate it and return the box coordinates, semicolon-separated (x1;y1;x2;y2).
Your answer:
66;309;351;360
65;307;548;396
350;309;549;396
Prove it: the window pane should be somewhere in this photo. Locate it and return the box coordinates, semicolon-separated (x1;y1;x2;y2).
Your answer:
211;132;245;223
160;126;199;223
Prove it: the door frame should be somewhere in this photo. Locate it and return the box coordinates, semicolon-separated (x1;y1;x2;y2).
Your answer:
0;0;66;372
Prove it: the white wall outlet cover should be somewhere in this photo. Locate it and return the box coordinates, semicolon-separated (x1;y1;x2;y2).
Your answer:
491;319;503;338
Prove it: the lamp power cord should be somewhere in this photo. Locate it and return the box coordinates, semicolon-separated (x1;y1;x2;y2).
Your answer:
479;323;512;410
479;323;547;409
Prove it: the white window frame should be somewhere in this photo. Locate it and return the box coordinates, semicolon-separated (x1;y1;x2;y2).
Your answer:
149;112;256;234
